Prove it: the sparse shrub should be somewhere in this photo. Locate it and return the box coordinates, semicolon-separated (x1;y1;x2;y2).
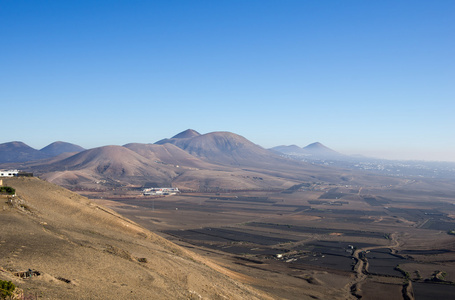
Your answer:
0;186;15;195
0;280;16;298
414;270;422;280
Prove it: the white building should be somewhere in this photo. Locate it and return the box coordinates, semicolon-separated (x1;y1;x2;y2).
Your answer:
0;170;19;177
142;187;179;196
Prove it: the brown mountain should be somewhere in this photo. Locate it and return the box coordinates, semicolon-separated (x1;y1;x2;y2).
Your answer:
155;130;344;183
36;142;298;191
10;130;358;191
38;145;179;189
54;145;155;176
156;131;286;167
1;177;270;299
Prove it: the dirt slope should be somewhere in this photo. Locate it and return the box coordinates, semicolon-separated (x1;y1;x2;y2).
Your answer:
0;177;273;299
38;145;179;189
123;142;215;169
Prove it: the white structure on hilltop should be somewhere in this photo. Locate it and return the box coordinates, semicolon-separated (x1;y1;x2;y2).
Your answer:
142;187;179;196
0;170;19;177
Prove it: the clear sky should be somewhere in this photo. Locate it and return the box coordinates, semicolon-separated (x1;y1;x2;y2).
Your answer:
1;1;454;161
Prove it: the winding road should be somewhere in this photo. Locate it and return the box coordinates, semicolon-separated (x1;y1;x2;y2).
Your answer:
342;233;412;299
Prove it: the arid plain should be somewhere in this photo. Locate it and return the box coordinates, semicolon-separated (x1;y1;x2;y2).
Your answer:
1;130;455;299
90;177;455;299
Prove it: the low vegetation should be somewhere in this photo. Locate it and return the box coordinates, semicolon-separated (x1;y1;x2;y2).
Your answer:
0;186;15;195
395;265;410;280
0;280;16;299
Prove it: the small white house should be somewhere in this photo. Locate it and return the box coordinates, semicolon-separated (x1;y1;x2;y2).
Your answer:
0;170;19;177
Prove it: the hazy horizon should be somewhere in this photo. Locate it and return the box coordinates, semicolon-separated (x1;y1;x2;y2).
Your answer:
1;1;454;162
4;132;455;163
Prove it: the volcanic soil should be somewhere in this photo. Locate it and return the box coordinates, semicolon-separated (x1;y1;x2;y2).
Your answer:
0;177;273;299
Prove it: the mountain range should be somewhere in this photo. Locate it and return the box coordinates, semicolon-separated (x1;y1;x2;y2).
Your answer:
270;142;343;159
0;141;85;163
0;130;395;191
157;130;297;168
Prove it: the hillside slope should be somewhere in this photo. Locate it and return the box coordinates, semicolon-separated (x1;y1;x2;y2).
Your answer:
38;145;179;189
123;142;214;170
0;177;272;299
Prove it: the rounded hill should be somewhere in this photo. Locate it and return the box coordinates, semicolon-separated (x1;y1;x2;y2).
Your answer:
157;131;281;167
39;141;85;157
39;145;178;188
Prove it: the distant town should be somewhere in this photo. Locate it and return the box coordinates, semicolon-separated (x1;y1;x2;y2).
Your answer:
142;187;179;196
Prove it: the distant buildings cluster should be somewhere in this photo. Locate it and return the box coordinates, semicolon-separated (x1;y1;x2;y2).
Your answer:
142;187;179;196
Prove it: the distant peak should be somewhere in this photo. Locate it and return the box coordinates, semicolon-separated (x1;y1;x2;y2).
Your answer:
39;141;85;156
304;142;339;155
305;142;327;149
270;145;302;151
0;141;33;149
172;129;201;139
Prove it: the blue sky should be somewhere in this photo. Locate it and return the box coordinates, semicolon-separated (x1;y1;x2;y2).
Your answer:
1;1;454;161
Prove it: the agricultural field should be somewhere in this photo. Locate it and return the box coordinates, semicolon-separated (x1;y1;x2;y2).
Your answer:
93;178;455;299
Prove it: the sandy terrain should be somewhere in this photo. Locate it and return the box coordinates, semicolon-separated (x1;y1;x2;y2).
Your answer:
0;177;274;299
